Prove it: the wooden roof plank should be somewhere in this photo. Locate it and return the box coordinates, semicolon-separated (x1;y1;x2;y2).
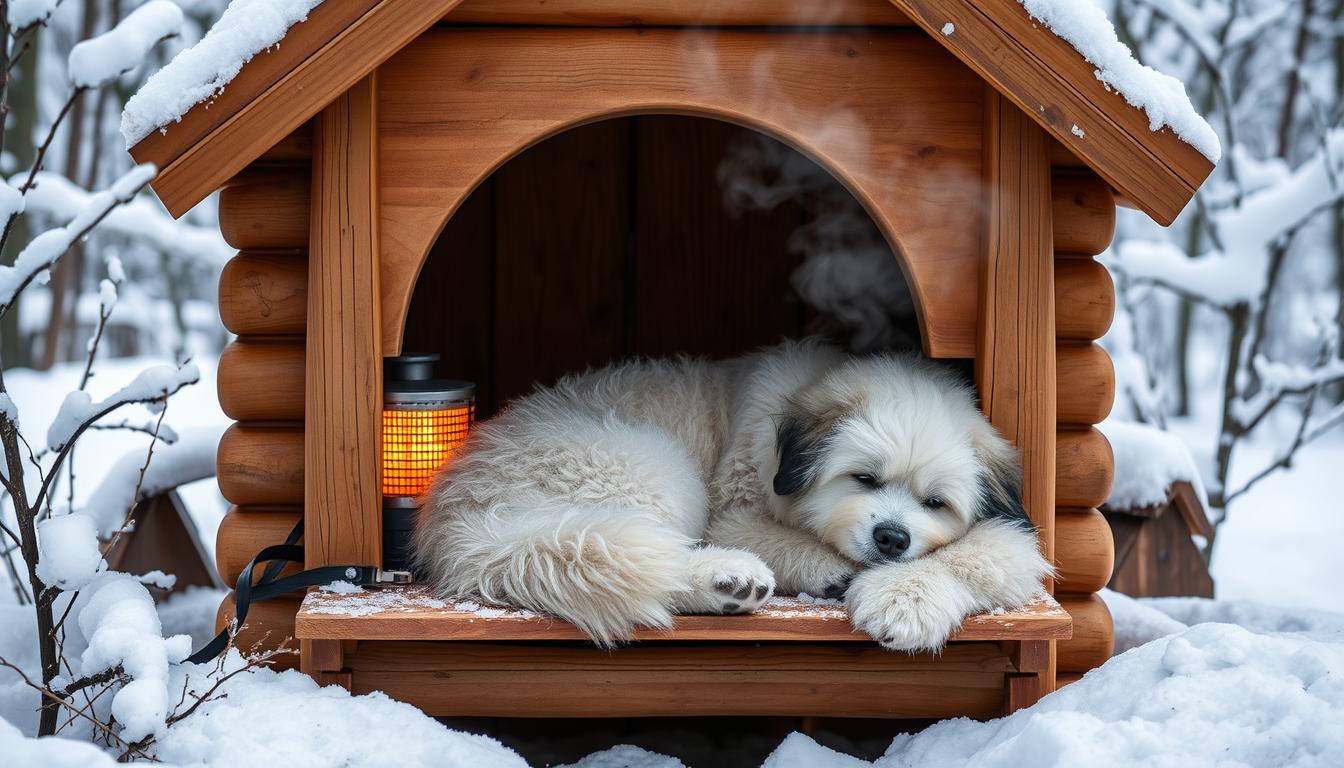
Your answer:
295;586;1073;643
149;0;465;216
891;0;1213;225
129;0;380;174
444;0;913;26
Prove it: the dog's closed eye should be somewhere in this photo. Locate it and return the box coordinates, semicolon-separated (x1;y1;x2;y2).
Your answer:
851;473;882;489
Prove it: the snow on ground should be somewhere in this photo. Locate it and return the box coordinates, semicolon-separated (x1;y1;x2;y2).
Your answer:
1168;421;1344;614
11;587;1338;766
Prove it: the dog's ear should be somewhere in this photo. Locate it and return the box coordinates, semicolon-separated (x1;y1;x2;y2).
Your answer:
773;409;830;496
971;420;1034;529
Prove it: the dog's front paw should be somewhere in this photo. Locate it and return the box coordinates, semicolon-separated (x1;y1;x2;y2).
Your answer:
775;550;857;601
845;562;973;652
676;547;776;615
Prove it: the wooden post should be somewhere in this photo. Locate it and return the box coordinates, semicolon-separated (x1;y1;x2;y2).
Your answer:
305;73;383;571
977;90;1057;692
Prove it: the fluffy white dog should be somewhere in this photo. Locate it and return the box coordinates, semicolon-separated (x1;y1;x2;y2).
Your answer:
414;340;1051;650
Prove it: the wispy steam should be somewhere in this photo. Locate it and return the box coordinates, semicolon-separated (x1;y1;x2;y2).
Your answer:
717;132;916;352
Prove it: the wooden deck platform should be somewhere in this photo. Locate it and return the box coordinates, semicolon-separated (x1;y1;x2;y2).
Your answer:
295;585;1072;643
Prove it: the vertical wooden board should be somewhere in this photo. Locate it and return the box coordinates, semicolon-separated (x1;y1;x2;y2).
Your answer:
491;119;632;405
402;179;496;414
306;74;383;569
631;117;808;358
976;91;1057;691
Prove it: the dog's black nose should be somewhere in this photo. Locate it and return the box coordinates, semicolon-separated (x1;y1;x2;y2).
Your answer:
872;525;910;558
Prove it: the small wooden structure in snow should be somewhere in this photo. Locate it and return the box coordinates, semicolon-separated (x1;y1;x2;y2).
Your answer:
126;0;1216;720
1099;421;1215;598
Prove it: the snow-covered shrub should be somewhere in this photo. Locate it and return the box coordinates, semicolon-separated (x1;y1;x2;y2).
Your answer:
0;1;243;754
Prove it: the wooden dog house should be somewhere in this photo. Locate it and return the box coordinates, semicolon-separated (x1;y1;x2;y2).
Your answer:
132;0;1214;719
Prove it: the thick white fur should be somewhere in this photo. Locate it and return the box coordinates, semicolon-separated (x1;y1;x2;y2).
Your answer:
415;340;1051;649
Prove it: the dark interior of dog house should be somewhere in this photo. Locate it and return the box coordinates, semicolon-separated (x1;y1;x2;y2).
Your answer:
403;115;933;419
400;115;934;764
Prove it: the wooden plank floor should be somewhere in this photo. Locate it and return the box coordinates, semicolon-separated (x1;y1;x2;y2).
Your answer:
296;585;1071;642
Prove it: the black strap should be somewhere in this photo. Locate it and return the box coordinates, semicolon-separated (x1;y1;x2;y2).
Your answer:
186;521;386;665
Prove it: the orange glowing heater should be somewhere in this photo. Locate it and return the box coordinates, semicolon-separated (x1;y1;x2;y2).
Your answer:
382;354;475;571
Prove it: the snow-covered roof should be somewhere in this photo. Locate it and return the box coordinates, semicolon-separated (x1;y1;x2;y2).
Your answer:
124;0;1218;223
121;0;323;148
1099;419;1207;511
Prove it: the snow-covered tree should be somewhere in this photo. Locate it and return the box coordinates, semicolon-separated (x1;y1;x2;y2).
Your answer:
0;1;261;748
1101;0;1344;555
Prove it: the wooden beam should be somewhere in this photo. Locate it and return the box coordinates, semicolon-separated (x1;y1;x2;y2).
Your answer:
305;75;383;569
446;0;912;25
892;0;1214;224
976;90;1057;692
130;2;381;173
296;586;1072;643
218;252;309;337
143;0;464;217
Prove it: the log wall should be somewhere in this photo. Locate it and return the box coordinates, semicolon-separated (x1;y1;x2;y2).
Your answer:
1050;167;1117;675
214;123;313;663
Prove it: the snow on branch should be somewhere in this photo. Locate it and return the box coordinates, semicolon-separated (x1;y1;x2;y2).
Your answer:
0;180;23;238
1016;0;1221;161
67;1;183;89
1111;130;1344;307
74;573;192;743
1230;355;1344;430
0;164;156;314
45;362;200;454
6;0;60;30
35;512;105;590
20;171;232;266
1216;129;1344;256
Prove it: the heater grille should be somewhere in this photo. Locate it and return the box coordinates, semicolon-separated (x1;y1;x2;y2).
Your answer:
381;404;475;497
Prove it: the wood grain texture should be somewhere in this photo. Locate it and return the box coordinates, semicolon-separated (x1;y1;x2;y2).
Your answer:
216;424;304;505
1056;342;1114;426
1054;508;1114;594
400;175;496;411
130;1;381;173
1054;258;1114;341
306;75;383;569
215;507;303;584
1056;427;1115;508
976;92;1057;691
379;28;985;358
490;119;630;404
891;0;1213;225
1055;592;1113;673
217;169;311;249
631;117;810;360
257;122;314;164
1004;672;1042;713
349;642;1011;719
216;593;300;671
296;586;1072;643
217;339;305;422
1052;171;1116;256
143;0;465;216
447;0;912;26
219;252;309;336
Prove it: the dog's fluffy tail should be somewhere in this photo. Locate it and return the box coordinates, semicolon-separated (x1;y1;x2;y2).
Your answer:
416;506;691;646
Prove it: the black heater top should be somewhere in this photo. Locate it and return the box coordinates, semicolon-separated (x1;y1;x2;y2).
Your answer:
383;353;475;406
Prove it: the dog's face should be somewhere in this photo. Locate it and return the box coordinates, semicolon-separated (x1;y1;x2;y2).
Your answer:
770;354;1028;564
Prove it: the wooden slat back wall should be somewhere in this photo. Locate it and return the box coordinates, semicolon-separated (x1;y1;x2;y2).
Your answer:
632;118;809;360
404;116;853;415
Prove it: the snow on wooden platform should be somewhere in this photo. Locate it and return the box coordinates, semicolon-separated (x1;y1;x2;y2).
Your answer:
295;585;1072;642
